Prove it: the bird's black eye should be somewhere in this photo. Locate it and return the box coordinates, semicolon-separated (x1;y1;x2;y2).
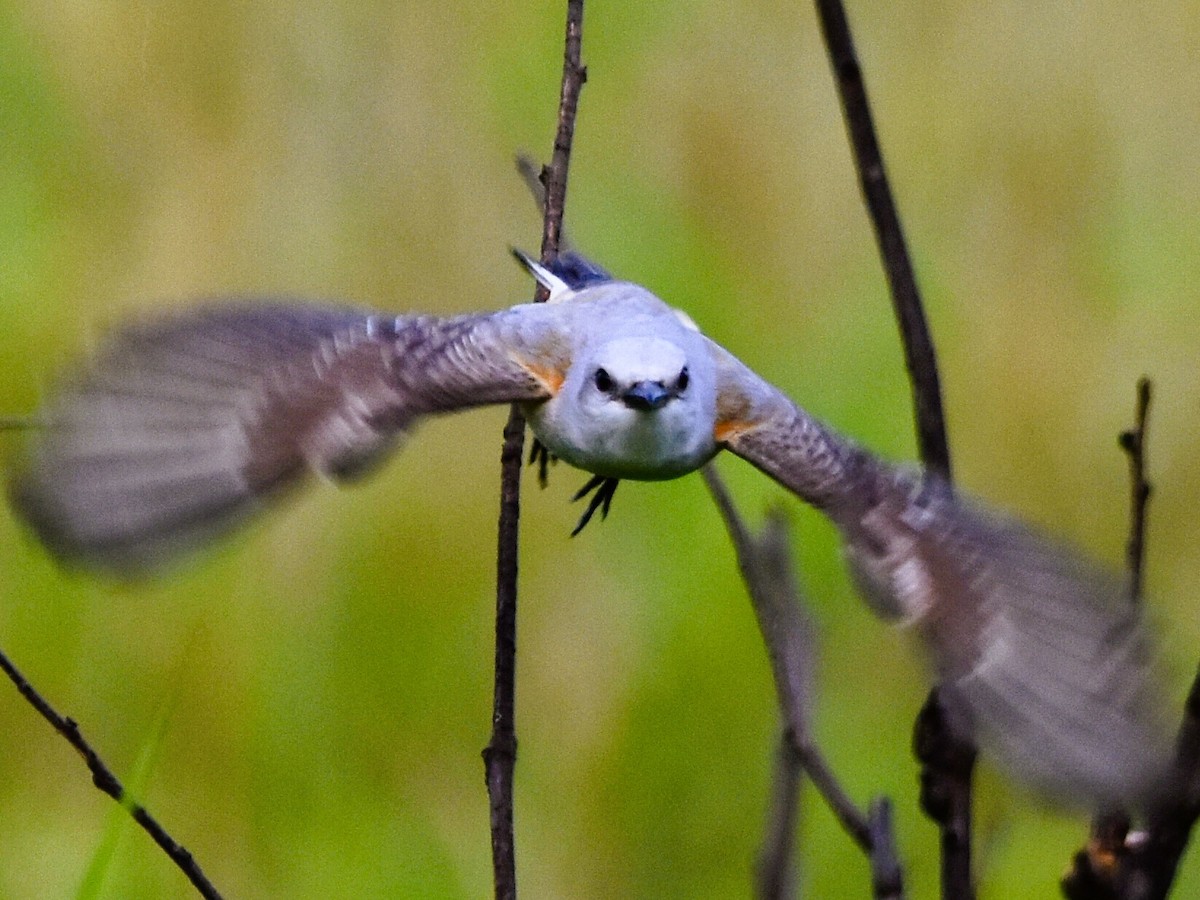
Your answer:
676;367;690;391
593;367;614;392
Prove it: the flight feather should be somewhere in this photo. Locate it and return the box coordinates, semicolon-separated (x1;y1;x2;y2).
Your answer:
11;303;555;571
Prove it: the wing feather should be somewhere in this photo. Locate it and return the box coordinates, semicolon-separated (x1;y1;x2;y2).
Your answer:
11;302;556;572
712;345;1170;808
849;475;1170;807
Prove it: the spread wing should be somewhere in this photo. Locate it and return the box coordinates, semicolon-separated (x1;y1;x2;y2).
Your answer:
842;475;1170;808
11;302;565;573
709;340;1170;808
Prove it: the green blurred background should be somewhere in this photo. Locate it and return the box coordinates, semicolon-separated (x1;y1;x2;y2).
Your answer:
1;1;1198;897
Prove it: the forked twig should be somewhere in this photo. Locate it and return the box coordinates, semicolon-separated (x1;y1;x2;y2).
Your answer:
704;467;904;896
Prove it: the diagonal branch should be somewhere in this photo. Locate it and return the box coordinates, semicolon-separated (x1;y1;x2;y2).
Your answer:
704;467;906;897
0;648;222;899
704;469;868;846
811;0;951;482
484;3;586;898
811;2;971;897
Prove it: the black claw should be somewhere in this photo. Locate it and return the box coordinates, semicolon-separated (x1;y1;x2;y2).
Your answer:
528;439;557;488
570;476;620;536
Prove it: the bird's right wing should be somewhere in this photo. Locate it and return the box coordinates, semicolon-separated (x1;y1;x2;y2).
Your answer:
10;302;567;573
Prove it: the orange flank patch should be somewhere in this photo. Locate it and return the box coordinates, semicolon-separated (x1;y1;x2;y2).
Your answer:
714;417;755;444
714;381;760;443
518;359;566;395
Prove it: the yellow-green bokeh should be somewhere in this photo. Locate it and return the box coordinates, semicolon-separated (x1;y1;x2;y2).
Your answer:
1;2;1197;897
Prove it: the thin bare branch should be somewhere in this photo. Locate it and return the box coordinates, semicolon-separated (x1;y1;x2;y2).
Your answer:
756;732;803;900
869;798;906;900
1062;378;1199;900
810;2;971;896
703;467;874;856
1119;377;1153;604
811;0;950;481
0;648;222;899
1062;379;1154;899
1134;665;1200;897
484;3;586;898
486;407;525;900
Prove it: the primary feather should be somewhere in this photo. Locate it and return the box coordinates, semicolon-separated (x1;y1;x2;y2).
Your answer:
11;304;549;570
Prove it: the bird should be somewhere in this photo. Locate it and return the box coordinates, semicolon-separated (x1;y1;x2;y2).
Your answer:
7;250;1172;811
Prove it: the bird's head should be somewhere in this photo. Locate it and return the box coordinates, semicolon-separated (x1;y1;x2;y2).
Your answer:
530;333;717;480
581;337;692;415
509;250;720;479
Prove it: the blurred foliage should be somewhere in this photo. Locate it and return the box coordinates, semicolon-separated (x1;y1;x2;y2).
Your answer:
0;1;1198;897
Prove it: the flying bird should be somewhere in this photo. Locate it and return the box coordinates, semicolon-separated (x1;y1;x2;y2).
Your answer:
8;251;1171;810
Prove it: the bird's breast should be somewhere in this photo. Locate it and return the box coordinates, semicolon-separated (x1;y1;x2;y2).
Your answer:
524;399;717;481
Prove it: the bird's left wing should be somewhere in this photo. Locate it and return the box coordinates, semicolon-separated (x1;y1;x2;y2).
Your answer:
10;302;567;573
707;338;1170;808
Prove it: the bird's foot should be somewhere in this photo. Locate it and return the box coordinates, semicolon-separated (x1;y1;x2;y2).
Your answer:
570;476;620;536
528;438;557;488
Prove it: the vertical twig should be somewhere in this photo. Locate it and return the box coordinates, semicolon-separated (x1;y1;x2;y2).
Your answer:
1061;378;1154;900
756;732;803;900
483;4;586;898
487;406;524;900
1081;378;1150;889
869;799;906;900
1062;377;1200;900
0;649;222;899
810;2;970;897
1119;377;1153;604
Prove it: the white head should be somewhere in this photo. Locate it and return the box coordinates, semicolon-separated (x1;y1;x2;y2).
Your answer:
580;336;691;414
508;254;720;480
533;329;719;481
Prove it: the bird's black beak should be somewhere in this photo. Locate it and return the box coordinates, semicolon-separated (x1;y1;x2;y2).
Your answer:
621;381;671;411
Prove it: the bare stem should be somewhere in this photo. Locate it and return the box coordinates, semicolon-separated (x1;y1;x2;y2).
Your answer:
703;468;881;876
756;732;803;900
0;648;222;899
1119;377;1153;604
810;2;970;896
1062;378;1200;900
811;0;951;481
484;3;586;898
869;798;906;900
